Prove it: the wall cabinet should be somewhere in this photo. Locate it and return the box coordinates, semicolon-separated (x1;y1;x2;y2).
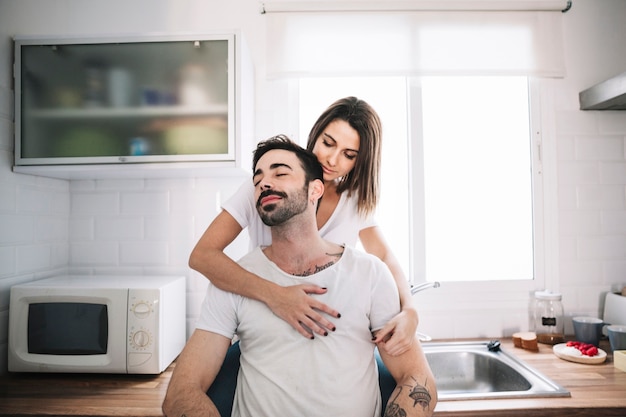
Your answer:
13;33;253;179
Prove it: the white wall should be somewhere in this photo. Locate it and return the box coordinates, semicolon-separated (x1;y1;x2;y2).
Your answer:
0;0;625;374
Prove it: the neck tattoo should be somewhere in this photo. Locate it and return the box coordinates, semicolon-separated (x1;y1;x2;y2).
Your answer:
292;249;343;277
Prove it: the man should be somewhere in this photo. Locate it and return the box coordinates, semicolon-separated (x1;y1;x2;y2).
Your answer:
162;135;437;417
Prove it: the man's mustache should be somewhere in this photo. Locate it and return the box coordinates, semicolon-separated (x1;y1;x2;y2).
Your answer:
256;190;288;207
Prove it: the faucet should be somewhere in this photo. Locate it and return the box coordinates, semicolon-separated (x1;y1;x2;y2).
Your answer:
410;281;440;295
410;281;440;342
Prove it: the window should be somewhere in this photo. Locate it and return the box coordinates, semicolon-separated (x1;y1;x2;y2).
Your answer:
299;76;541;284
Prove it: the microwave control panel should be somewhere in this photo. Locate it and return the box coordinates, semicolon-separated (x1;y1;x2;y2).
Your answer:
127;288;159;371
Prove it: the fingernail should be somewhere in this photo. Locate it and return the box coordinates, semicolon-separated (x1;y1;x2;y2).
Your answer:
324;331;328;336
337;313;341;318
321;287;327;290
331;327;336;332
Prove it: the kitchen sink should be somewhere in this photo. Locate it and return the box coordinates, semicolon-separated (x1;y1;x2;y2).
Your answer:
422;341;570;401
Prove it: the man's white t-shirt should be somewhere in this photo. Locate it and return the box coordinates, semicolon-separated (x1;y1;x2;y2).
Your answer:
196;246;400;417
223;180;377;248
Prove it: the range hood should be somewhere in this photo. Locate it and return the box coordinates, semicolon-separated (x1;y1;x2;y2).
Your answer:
579;71;626;110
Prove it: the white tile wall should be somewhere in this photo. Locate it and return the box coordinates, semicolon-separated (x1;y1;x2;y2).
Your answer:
0;172;70;373
557;111;626;326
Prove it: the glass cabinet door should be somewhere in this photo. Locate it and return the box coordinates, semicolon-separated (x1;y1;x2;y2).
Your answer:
15;35;235;165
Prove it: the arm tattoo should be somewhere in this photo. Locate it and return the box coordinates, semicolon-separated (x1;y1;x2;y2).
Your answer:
384;377;432;416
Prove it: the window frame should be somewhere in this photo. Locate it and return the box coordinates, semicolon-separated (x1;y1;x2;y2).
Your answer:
407;76;545;286
405;76;556;321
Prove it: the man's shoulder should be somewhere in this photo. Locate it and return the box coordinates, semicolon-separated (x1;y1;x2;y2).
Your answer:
342;246;389;272
343;245;379;261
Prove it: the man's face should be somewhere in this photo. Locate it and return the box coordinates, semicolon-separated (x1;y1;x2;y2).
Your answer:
253;149;309;226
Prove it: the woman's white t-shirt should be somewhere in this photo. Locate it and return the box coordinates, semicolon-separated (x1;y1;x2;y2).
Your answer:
223;180;377;248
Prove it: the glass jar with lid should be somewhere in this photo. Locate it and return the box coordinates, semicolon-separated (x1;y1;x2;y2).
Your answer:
534;290;565;345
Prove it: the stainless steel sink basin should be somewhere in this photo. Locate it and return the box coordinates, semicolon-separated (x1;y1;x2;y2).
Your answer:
422;341;570;401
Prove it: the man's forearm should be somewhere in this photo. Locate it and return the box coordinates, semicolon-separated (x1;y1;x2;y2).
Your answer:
162;386;221;417
378;337;437;417
162;330;231;417
384;375;436;417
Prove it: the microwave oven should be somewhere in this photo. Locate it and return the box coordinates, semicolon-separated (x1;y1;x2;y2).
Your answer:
8;275;186;374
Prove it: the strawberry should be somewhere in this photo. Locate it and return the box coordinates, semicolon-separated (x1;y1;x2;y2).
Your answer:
565;341;598;356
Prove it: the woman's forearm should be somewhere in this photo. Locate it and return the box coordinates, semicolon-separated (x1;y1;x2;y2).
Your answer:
384;255;413;311
190;245;280;305
188;210;280;304
359;226;416;311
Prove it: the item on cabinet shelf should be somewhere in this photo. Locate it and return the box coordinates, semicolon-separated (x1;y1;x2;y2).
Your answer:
140;86;175;106
573;316;605;347
107;67;135;108
553;343;607;364
51;86;82;108
607;325;626;351
145;117;228;155
54;127;124;157
83;62;106;108
512;331;538;351
130;137;151;156
533;290;565;345
178;64;212;106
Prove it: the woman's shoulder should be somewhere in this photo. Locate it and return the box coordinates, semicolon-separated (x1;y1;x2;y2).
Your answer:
337;189;358;210
223;180;256;220
339;247;392;285
337;190;376;220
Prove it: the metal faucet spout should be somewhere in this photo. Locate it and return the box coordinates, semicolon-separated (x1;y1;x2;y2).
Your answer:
411;281;440;342
410;281;440;295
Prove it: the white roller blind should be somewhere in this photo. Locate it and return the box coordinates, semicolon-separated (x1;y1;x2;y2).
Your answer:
261;0;570;12
265;9;566;78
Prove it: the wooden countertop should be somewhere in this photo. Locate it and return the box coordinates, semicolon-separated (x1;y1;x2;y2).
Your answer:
1;338;625;417
0;367;171;417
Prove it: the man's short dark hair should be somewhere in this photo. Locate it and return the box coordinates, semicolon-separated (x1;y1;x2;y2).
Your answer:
252;134;323;184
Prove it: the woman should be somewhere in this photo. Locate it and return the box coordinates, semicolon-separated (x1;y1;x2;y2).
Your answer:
190;97;418;352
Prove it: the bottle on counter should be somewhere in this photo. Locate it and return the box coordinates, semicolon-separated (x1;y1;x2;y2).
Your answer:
533;290;565;345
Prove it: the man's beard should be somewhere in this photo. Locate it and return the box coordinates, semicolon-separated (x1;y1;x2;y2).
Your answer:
256;185;309;226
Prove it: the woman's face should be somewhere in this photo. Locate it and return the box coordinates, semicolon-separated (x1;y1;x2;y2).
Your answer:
312;119;360;183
